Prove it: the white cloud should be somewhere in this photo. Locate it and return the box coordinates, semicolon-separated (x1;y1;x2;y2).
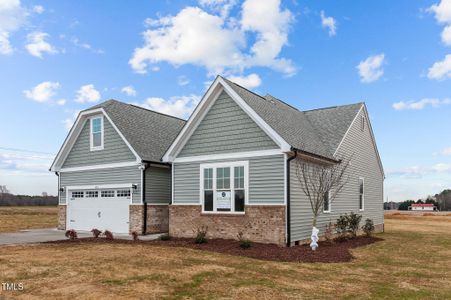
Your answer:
62;110;81;131
121;85;137;96
428;54;451;80
198;0;238;18
70;37;104;54
429;0;451;23
75;84;101;103
177;75;190;86
56;99;66;106
0;148;54;175
357;53;385;83
130;0;295;77
320;10;337;36
0;31;12;54
388;163;451;178
227;73;261;89
25;31;58;58
432;163;451;172
240;0;295;76
392;98;450;110
24;81;60;103
429;0;451;45
137;95;201;119
32;5;44;14
441;147;451;155
442;25;451;45
0;0;27;55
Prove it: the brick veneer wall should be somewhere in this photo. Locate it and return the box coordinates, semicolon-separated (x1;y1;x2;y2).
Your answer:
147;205;169;233
169;205;286;246
129;204;170;234
129;205;144;234
57;205;66;230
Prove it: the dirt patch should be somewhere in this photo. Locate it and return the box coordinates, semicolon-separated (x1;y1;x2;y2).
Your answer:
46;236;382;263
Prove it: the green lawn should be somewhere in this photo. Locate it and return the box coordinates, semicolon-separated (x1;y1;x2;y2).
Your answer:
0;206;58;233
0;214;450;299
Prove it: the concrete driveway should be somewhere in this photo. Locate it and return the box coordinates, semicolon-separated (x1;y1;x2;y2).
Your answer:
0;228;163;245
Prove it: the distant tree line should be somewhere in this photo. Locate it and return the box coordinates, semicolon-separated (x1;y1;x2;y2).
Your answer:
435;189;451;211
0;185;57;206
396;196;443;211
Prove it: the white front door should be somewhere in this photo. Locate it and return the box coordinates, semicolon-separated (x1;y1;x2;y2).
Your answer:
67;189;130;233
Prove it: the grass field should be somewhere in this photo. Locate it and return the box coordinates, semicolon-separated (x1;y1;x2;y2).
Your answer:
0;206;58;233
1;212;450;299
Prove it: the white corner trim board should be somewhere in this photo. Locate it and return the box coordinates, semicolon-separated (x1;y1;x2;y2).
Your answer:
173;149;284;163
162;77;291;162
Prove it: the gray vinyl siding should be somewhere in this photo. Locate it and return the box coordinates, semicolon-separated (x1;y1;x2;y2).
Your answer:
59;165;141;204
62;116;136;168
178;91;278;157
173;155;285;204
145;166;171;204
290;108;384;241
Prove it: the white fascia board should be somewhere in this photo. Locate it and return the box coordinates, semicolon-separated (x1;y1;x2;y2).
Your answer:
51;107;141;172
173;149;283;163
60;161;140;173
162;76;291;162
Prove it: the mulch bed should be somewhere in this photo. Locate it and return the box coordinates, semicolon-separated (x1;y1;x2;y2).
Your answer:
46;236;383;263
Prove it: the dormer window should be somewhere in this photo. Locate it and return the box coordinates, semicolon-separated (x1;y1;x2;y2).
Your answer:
90;116;104;151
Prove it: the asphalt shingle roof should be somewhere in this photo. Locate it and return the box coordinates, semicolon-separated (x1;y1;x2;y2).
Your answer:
89;100;186;162
223;77;363;160
84;79;362;162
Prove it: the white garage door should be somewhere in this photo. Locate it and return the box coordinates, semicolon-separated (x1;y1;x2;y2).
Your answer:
67;188;131;233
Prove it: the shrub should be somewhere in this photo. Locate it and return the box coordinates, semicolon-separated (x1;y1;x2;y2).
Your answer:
104;230;114;240
65;229;78;240
159;233;171;241
237;232;251;249
362;218;375;236
131;231;139;241
91;229;102;238
194;226;208;244
336;214;348;239
347;212;362;237
324;222;335;242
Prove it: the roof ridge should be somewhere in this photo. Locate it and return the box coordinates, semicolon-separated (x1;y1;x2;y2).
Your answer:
264;94;300;112
303;102;364;113
128;104;187;122
222;76;301;114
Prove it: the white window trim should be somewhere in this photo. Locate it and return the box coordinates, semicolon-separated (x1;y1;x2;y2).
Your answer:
323;191;331;213
90;115;104;151
200;161;249;214
359;177;365;211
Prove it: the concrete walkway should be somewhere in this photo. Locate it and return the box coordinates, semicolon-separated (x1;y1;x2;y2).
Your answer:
0;228;164;245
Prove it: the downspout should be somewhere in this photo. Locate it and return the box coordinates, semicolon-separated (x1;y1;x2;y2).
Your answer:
286;149;297;247
141;163;149;235
55;172;60;205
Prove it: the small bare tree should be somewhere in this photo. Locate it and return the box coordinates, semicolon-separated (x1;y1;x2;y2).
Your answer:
295;154;352;250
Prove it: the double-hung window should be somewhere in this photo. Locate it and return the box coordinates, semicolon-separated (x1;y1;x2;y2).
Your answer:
359;177;364;210
90;116;104;151
323;191;331;213
201;162;248;213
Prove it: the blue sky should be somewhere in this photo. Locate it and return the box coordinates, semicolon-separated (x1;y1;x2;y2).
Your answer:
0;0;451;201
